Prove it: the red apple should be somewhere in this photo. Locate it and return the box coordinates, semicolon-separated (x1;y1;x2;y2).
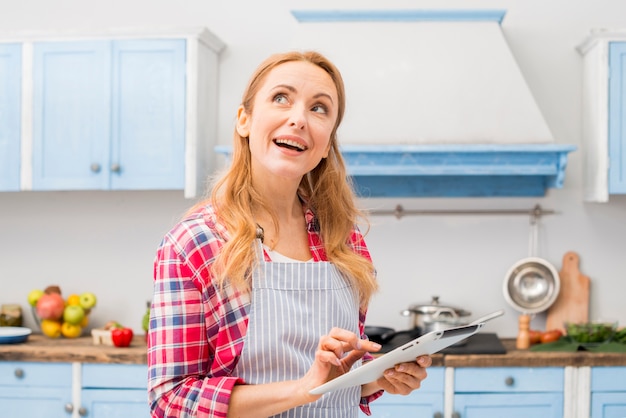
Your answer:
36;293;65;320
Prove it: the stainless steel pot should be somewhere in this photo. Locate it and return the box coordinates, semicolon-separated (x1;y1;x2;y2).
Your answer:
401;296;471;333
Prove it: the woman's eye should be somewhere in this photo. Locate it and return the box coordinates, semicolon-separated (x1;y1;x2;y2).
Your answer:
274;94;288;104
311;104;328;114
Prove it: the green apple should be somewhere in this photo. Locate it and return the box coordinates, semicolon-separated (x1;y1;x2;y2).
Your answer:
27;289;44;307
79;292;97;310
63;305;85;325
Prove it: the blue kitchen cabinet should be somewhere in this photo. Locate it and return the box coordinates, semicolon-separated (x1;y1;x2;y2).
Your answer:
0;43;22;191
369;367;444;417
453;367;564;418
591;367;626;418
81;363;150;417
32;39;186;191
0;362;73;418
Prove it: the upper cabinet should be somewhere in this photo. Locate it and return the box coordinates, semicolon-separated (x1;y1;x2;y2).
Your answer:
0;43;22;191
4;28;224;198
32;39;186;191
578;31;626;202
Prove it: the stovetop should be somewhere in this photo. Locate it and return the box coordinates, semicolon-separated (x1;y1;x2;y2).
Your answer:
378;332;507;355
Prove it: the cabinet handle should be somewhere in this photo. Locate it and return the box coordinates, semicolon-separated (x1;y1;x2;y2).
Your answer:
433;412;443;418
90;163;101;173
505;376;515;386
14;368;24;378
110;163;121;173
452;413;461;418
64;403;73;413
78;406;88;416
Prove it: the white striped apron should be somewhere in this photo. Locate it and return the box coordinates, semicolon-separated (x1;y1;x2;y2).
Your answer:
233;241;362;418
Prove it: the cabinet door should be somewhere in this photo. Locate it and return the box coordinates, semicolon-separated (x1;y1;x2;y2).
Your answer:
0;43;21;191
369;367;445;417
32;40;111;190
591;367;626;418
608;42;626;194
110;39;186;190
592;393;626;418
0;362;73;418
81;389;149;417
0;387;72;418
454;393;564;418
370;393;444;418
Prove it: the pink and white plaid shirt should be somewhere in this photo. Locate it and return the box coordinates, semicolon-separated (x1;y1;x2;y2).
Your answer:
148;203;382;417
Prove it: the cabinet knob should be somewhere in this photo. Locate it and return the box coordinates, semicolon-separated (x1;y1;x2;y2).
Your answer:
90;163;101;173
505;376;515;386
110;163;121;173
78;406;88;416
64;403;73;413
452;413;461;418
14;368;24;378
433;412;443;418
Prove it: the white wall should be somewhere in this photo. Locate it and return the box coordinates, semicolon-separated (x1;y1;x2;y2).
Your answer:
1;0;626;337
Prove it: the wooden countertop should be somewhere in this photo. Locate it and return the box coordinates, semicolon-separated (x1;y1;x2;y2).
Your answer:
1;335;625;367
0;334;147;364
444;339;626;367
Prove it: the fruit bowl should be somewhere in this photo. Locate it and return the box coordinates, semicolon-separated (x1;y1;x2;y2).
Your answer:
28;286;97;339
565;321;618;345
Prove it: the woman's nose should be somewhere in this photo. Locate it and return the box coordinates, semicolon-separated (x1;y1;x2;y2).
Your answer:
288;105;307;129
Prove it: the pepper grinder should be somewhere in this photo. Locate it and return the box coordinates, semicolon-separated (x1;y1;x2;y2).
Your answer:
516;314;530;349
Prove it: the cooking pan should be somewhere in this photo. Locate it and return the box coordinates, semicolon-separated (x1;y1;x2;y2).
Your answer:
364;326;396;345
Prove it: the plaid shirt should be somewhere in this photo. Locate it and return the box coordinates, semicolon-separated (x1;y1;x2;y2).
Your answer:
148;203;382;417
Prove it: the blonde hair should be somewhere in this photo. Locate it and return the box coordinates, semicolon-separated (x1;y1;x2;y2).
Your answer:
191;51;377;304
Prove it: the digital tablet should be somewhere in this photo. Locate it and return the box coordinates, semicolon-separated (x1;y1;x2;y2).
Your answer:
309;309;504;395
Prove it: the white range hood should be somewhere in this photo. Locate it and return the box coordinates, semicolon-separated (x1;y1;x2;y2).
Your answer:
283;10;576;197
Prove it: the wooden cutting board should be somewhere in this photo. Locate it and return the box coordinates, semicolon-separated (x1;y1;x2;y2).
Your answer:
546;251;590;333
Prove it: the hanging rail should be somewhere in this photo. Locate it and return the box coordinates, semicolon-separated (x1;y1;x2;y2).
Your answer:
368;204;555;220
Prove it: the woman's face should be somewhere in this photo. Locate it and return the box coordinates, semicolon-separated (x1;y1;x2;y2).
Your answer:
237;60;339;185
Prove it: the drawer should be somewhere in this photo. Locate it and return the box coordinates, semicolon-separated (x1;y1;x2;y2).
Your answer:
455;367;563;393
591;367;626;391
415;366;444;393
82;363;148;389
0;362;72;388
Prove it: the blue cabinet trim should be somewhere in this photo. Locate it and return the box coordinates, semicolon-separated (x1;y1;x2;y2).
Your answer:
608;42;626;194
291;10;506;24
215;144;575;197
0;43;22;191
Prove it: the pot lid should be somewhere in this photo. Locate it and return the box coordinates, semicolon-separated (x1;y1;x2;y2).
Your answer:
407;296;471;317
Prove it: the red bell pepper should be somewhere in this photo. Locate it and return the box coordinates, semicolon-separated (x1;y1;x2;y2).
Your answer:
111;327;134;347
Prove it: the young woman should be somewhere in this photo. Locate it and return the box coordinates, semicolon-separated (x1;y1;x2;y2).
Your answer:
148;51;432;418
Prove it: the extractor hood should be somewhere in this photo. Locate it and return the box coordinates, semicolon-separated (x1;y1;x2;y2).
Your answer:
285;9;576;197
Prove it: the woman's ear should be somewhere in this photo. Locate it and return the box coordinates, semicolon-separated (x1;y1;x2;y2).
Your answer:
236;106;250;138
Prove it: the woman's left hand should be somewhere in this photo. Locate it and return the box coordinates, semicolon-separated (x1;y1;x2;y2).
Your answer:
372;355;432;395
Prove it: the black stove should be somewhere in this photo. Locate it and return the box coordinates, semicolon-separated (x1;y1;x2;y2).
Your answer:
374;330;506;355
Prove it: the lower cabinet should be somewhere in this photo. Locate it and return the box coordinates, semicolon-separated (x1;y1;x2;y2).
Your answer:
369;367;445;417
453;367;564;418
591;367;626;418
81;363;149;417
0;362;73;418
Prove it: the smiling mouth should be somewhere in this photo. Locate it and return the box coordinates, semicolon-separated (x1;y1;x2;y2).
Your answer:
274;138;307;152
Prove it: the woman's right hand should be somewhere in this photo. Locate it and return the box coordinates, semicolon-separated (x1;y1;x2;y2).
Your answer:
299;327;381;401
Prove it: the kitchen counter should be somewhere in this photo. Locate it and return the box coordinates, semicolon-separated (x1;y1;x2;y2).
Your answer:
0;334;147;364
1;335;625;367
445;339;626;367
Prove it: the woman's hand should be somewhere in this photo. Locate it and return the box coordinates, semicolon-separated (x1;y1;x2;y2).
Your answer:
371;355;432;395
299;327;382;401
